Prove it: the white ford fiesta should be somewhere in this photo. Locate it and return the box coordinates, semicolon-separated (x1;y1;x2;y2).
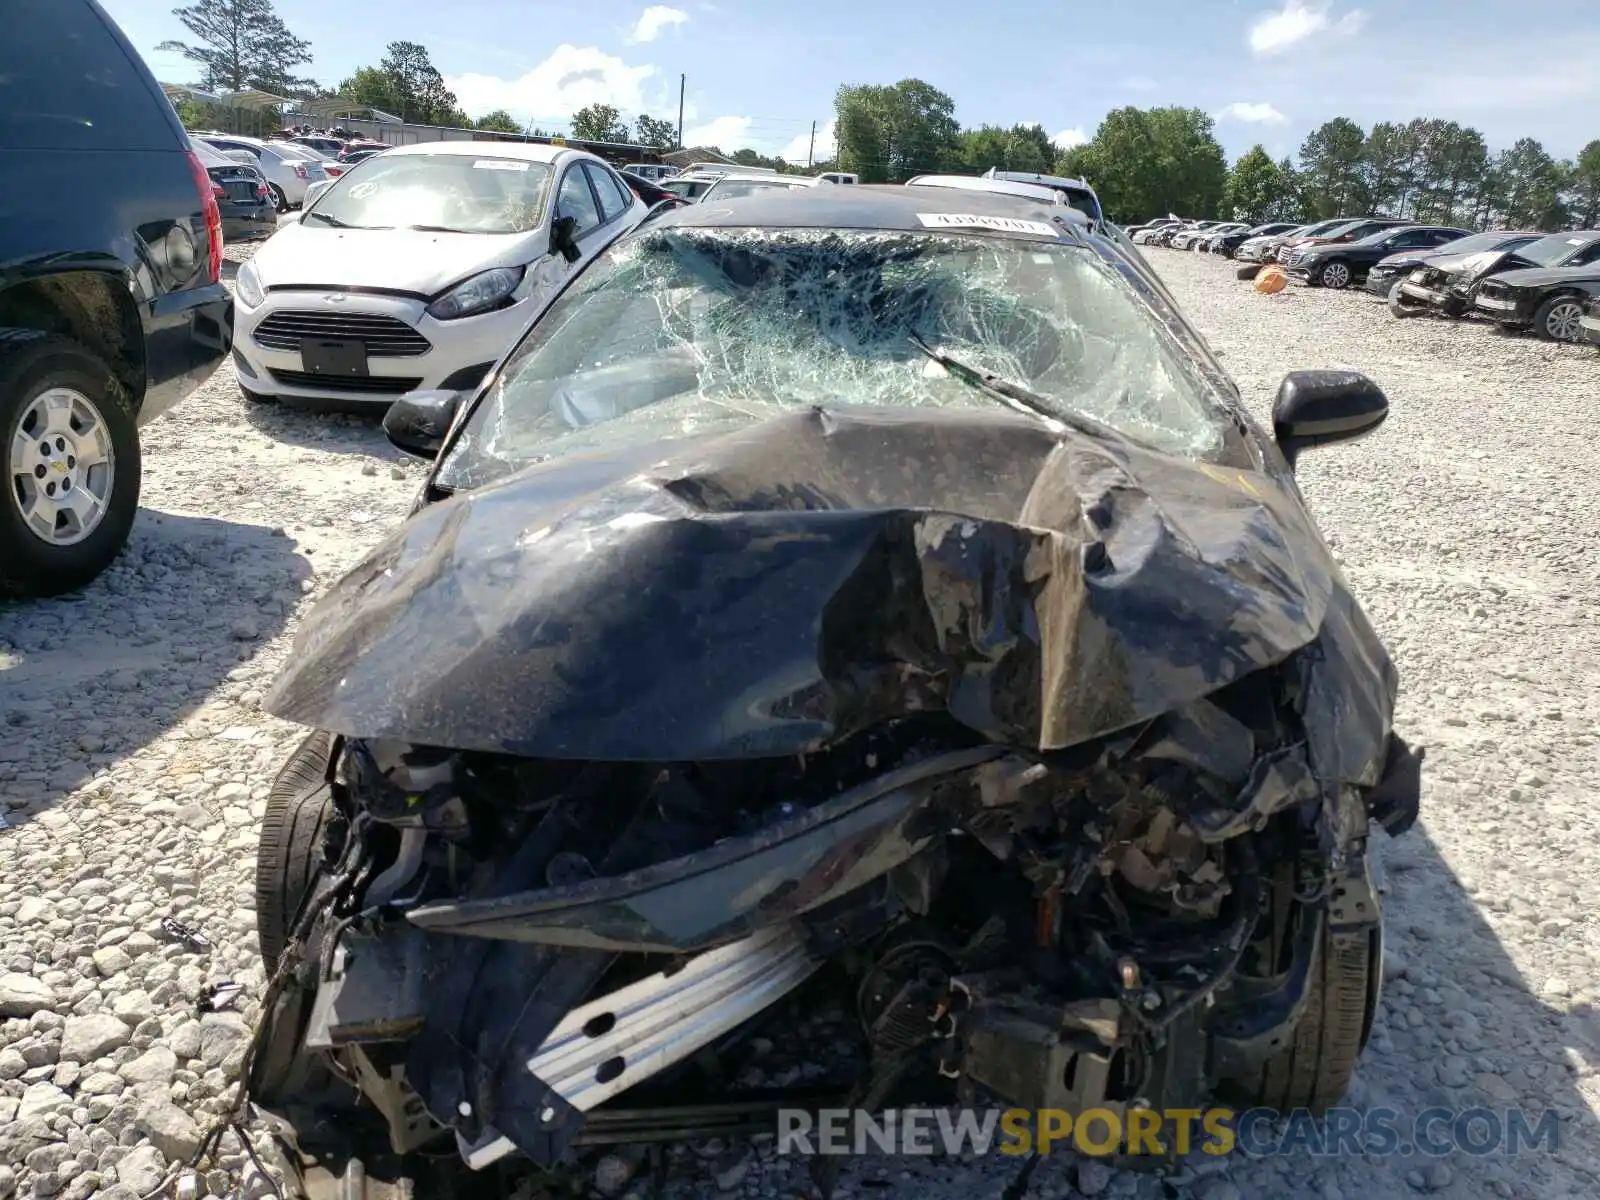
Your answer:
230;142;649;406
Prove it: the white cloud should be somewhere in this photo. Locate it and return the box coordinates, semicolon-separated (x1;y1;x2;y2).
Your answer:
779;119;837;165
1052;127;1088;150
1218;102;1288;124
446;45;655;124
628;6;689;44
682;115;753;149
1248;3;1366;56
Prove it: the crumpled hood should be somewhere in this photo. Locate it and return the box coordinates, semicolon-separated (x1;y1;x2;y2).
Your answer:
1423;247;1538;283
1481;264;1600;290
1374;250;1436;269
254;221;540;295
262;406;1396;779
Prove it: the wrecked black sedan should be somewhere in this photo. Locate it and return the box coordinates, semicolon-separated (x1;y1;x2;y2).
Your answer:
1395;229;1600;317
1471;263;1600;341
245;187;1422;1192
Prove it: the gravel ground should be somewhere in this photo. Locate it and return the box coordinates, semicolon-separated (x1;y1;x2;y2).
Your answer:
2;236;1600;1200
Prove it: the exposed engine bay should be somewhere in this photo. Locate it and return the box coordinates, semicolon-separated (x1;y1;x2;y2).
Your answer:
254;671;1422;1188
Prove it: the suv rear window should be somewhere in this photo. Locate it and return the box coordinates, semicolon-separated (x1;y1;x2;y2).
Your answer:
0;0;181;151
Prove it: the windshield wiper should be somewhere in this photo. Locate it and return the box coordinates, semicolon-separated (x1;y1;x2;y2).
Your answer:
303;210;354;228
906;333;1063;424
906;334;1127;443
401;224;481;234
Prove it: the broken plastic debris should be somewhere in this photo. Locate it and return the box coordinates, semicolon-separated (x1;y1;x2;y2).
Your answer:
161;916;214;953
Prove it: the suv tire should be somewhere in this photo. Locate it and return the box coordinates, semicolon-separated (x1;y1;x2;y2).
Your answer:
0;329;141;599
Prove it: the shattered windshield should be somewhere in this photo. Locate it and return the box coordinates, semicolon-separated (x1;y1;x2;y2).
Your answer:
1517;234;1599;267
436;226;1238;492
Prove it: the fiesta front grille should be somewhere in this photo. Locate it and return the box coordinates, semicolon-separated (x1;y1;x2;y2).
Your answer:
268;369;422;395
254;309;431;357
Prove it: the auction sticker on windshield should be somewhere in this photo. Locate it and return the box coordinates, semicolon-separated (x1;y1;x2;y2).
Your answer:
917;213;1059;238
474;159;531;171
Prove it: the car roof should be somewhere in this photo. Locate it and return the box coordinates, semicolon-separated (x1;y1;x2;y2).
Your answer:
644;184;1081;240
376;140;572;164
905;175;1066;206
709;173;822;185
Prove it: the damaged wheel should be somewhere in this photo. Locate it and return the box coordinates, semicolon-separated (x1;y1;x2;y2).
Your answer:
256;729;336;974
1220;901;1378;1115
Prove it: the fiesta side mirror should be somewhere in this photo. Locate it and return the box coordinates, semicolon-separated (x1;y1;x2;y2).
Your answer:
384;389;463;459
1272;370;1389;470
550;215;582;263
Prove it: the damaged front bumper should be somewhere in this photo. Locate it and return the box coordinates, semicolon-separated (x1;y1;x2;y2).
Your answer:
257;715;1423;1178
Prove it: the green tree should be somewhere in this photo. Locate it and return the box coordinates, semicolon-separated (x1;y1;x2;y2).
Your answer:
1297;117;1370;218
834;79;961;182
957;123;1054;174
1565;140;1600;228
1361;121;1417;216
1493;138;1569;230
376;41;465;125
1060;107;1226;223
570;103;630;143
157;0;317;96
1225;145;1293;222
473;110;521;134
634;113;678;148
337;66;405;116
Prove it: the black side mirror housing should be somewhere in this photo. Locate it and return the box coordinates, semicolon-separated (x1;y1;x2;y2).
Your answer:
1272;370;1389;469
383;389;462;459
550;215;581;263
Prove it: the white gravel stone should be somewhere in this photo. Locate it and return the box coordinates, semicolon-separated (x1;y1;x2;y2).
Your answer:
111;1145;165;1195
59;1014;131;1063
0;973;55;1017
134;1102;203;1161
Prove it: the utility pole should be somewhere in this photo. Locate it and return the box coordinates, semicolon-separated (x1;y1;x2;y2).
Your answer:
677;74;685;148
807;120;816;168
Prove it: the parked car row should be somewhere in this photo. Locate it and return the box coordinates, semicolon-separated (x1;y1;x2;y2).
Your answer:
1142;212;1600;346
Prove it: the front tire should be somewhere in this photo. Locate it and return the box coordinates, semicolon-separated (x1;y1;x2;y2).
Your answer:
1535;295;1585;342
256;730;336;974
1319;260;1353;290
1218;888;1378;1116
0;330;141;599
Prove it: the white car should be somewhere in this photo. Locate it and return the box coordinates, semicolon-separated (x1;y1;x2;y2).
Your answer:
230;142;649;407
621;163;677;182
198;134;330;211
697;173;830;203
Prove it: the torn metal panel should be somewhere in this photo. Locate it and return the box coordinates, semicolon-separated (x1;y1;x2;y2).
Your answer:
263;406;1391;789
405;746;1003;952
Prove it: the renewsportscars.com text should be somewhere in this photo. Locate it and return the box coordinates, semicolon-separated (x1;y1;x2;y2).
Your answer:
776;1106;1561;1158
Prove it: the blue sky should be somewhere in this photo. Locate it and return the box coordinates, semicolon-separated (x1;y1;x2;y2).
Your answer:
103;0;1600;164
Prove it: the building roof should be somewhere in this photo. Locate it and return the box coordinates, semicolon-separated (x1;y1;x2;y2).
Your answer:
662;146;736;169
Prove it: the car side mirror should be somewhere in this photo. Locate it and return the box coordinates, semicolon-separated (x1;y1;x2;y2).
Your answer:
1272;370;1389;469
550;215;582;263
383;389;462;459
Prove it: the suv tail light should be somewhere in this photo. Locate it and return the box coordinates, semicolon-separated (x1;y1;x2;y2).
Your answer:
184;150;224;284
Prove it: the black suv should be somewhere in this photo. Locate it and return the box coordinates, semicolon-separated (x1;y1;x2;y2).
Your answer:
0;0;233;598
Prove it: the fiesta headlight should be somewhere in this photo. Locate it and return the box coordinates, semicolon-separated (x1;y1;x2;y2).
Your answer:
235;260;265;308
426;266;526;321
